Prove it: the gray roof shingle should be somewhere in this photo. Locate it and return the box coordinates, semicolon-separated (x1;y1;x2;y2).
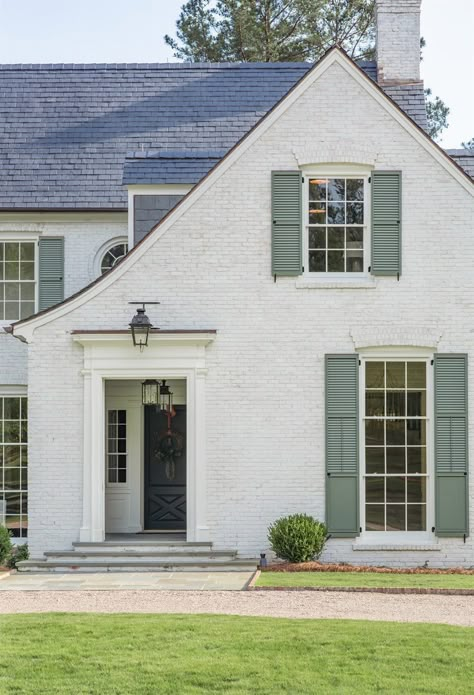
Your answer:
445;149;474;178
0;60;429;209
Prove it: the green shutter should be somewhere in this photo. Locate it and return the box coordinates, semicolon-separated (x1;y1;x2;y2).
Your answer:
271;171;302;276
39;237;64;311
434;354;469;537
325;354;359;536
371;171;401;276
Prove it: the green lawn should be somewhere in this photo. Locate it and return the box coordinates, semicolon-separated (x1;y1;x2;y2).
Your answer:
0;614;473;694
257;571;474;589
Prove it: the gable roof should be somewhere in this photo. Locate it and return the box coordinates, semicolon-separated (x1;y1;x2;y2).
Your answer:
0;59;428;210
446;149;474;179
11;48;473;341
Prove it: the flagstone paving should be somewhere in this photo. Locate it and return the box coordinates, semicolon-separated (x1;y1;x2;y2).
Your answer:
0;571;254;592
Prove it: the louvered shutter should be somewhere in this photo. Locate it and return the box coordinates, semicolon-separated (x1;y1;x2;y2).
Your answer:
325;354;360;536
271;171;302;276
371;171;401;276
434;354;469;537
38;237;64;311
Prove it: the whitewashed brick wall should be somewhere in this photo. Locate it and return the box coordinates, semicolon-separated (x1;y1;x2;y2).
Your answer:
0;213;127;384
25;61;474;567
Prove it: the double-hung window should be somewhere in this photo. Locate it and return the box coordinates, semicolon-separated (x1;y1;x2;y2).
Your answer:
362;359;429;534
0;241;36;321
305;176;367;275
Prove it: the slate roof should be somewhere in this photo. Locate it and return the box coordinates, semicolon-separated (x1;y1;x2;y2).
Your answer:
123;150;226;185
0;60;429;210
445;149;474;179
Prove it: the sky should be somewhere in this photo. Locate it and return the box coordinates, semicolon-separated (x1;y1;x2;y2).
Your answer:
0;0;472;148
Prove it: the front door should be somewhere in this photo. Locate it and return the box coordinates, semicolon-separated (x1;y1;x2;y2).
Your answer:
144;405;186;530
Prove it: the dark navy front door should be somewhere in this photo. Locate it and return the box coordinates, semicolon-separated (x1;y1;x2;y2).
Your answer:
144;405;186;530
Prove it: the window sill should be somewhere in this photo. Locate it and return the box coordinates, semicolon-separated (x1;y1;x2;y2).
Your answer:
353;543;440;552
295;276;377;290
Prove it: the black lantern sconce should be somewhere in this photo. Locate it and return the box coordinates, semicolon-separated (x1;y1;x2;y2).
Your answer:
160;380;174;413
129;302;159;351
142;379;160;406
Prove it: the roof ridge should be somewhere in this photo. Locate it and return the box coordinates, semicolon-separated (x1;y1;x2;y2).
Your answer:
0;61;312;71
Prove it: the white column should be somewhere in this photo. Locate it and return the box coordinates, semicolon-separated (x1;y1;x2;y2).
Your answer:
193;368;209;542
80;369;105;542
79;369;92;541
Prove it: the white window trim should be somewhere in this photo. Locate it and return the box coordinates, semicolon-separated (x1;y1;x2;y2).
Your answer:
94;237;129;278
300;164;372;287
106;408;128;487
357;348;436;545
0;389;28;543
0;236;39;327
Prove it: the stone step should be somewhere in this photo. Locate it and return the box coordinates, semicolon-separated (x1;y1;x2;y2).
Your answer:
17;559;257;573
45;550;237;563
73;541;214;553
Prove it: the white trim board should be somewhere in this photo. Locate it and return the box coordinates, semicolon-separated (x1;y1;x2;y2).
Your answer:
11;48;474;342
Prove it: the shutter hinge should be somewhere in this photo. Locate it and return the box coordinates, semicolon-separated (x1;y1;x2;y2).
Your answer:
358;359;361;366
430;359;434;366
431;526;435;533
302;176;304;183
359;527;362;533
273;274;277;283
368;266;371;273
464;534;467;544
397;272;400;282
368;176;371;183
302;266;304;273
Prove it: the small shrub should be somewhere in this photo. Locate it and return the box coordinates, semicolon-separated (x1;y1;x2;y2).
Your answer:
0;525;13;566
7;543;29;569
268;514;327;563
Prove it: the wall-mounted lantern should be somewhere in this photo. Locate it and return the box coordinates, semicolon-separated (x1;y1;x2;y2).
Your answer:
160;380;173;413
142;379;160;406
128;301;159;351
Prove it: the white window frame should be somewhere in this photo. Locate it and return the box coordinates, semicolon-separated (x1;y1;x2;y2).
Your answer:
302;164;372;280
106;408;128;487
358;348;435;543
0;235;39;326
95;237;129;278
0;387;28;542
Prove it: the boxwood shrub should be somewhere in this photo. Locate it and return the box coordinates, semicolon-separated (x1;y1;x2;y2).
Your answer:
268;514;327;563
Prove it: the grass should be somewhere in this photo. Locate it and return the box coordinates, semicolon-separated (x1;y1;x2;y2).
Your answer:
257;571;474;589
0;614;473;694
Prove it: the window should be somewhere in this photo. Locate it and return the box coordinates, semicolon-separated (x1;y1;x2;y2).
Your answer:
0;396;28;538
0;242;35;321
306;177;366;274
107;410;127;483
363;360;428;532
101;242;128;275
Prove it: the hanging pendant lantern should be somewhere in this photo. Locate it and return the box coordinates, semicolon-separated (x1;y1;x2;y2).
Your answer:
160;380;173;413
142;379;160;406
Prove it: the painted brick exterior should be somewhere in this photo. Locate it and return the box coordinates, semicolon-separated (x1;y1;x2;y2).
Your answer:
376;0;422;84
18;59;474;567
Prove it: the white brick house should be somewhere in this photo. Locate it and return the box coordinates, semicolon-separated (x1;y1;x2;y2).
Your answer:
2;0;474;569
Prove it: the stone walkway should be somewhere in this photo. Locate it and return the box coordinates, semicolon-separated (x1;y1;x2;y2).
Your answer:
0;571;253;592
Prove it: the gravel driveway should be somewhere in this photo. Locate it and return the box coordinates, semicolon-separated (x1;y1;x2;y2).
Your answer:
0;589;473;626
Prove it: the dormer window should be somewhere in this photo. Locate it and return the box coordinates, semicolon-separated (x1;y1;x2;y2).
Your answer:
305;177;367;274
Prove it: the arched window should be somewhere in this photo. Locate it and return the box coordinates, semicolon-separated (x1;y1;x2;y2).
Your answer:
100;242;128;275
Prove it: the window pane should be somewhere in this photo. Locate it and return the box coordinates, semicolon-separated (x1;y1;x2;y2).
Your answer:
20;263;35;281
407;420;426;446
346;179;364;201
21;284;35;301
4;446;20;467
386;447;405;474
5;284;19;301
366;391;384;416
407;391;426;417
407;477;426;503
407;505;426;531
386;391;405;417
4;467;20;490
327;251;344;272
309;251;326;272
386;362;405;388
327;179;345;201
327;203;345;224
309;229;325;249
366;362;384;388
366;477;384;503
407;447;426;474
366;420;384;446
346;202;363;224
386;505;406;531
386;420;405;445
346;251;364;273
327;227;344;248
366;505;384;531
4;422;20;443
5;302;19;320
5;243;19;261
20;302;35;320
309;204;326;224
20;243;35;261
386;477;405;503
346;228;363;249
308;179;326;201
366;447;384;474
4;398;20;420
5;263;19;281
407;363;426;389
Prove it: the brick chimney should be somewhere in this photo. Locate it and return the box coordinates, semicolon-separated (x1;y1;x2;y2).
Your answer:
376;0;422;84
